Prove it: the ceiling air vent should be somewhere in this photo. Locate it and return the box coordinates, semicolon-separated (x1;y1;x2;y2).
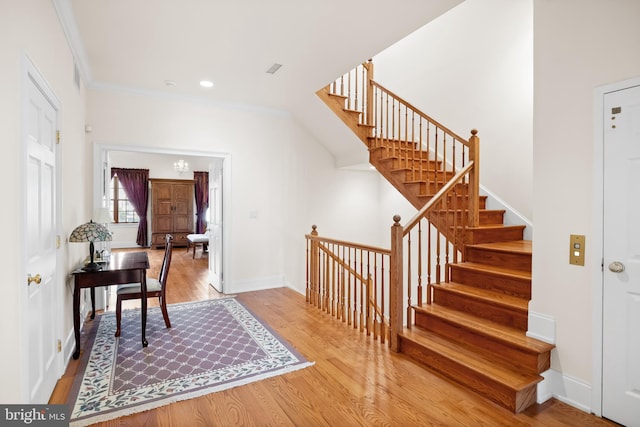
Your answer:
266;63;282;74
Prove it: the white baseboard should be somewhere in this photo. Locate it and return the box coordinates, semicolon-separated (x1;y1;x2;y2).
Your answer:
540;369;593;413
231;275;285;293
527;311;556;344
63;328;76;362
528;312;593;413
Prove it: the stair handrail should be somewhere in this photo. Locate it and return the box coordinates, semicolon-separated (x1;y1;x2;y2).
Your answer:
402;161;475;235
369;80;471;148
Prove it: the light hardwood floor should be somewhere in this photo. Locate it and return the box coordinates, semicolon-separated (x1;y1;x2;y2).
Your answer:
50;247;619;426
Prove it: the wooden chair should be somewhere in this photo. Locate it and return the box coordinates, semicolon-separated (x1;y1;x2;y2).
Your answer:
115;234;173;337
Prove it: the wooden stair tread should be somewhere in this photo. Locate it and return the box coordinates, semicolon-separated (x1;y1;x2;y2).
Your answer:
400;327;543;390
467;224;526;231
412;304;554;354
452;262;531;280
433;282;529;311
327;92;347;100
468;240;532;254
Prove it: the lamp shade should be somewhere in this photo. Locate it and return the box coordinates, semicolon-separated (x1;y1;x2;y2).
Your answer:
69;220;112;243
69;220;112;271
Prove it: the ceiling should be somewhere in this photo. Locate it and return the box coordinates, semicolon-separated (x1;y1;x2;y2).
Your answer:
56;0;462;160
59;0;461;110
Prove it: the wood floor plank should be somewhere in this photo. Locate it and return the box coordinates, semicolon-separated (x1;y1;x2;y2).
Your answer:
50;247;618;426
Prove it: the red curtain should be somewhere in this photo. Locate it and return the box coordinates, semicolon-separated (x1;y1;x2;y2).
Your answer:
111;168;149;246
193;171;209;234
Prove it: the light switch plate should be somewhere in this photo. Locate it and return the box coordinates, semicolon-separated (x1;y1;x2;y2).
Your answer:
569;234;585;266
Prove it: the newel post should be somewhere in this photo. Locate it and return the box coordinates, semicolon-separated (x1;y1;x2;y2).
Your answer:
468;129;480;228
389;215;403;352
364;59;374;127
308;225;319;305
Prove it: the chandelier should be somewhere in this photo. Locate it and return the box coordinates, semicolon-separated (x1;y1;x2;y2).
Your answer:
174;159;189;174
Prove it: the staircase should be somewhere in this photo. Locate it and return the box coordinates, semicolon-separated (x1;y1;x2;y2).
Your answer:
314;61;554;413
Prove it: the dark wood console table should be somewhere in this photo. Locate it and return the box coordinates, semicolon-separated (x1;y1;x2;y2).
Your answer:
71;251;150;359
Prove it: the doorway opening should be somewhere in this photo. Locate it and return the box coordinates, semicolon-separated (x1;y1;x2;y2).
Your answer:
93;143;231;310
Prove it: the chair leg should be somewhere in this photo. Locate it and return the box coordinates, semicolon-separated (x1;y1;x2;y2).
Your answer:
159;297;171;329
115;296;122;337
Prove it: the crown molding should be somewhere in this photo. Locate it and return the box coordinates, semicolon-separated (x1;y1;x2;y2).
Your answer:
51;0;92;84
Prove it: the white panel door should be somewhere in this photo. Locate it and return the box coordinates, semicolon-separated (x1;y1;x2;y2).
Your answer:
208;161;223;292
603;83;640;426
24;72;59;403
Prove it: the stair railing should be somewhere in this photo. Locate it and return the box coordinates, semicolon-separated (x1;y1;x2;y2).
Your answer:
326;60;478;204
312;60;482;350
306;225;390;343
389;162;474;350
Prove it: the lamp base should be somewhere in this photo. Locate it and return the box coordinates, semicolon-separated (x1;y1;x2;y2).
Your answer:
82;262;102;272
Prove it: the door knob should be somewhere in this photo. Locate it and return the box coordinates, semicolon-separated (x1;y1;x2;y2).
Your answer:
608;261;625;273
27;273;42;285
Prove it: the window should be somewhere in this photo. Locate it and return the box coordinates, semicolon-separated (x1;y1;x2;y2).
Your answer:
110;176;140;223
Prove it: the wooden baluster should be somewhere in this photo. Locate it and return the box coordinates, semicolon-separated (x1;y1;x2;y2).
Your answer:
347;70;352;110
306;236;310;303
327;246;340;316
445;196;451;283
360;251;371;336
353;248;359;330
347;247;352;326
468;129;480;229
358;249;364;331
380;255;386;344
373;86;379;148
433;126;439;185
354;65;359;116
411;111;416;182
372;253;378;340
366;273;372;337
436;228;441;284
404;105;409;170
406;229;412;330
339;245;345;321
389;215;403;352
427;220;432;304
323;248;329;311
420;119;425;185
417;221;423;306
310;225;319;307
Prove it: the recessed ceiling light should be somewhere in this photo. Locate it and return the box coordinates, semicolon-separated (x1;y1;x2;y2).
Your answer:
200;80;214;88
266;63;282;74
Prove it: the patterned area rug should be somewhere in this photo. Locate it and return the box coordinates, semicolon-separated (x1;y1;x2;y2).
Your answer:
67;298;312;426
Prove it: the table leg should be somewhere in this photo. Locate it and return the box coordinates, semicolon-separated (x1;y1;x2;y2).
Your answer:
141;273;148;347
90;287;96;320
72;283;81;360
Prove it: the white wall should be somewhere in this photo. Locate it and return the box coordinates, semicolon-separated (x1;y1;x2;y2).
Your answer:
532;0;640;411
85;89;386;295
373;0;534;221
0;0;88;402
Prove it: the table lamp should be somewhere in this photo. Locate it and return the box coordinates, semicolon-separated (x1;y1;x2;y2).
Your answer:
69;220;112;271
